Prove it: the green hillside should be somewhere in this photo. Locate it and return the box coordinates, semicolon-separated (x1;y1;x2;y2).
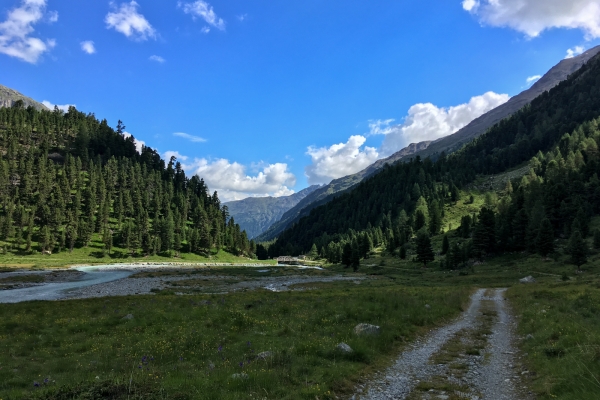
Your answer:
265;50;600;266
0;102;255;264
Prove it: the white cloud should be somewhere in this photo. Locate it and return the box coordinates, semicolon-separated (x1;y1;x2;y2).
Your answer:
566;45;586;58
122;132;145;154
80;40;95;54
0;0;57;63
526;75;542;84
178;1;225;31
463;0;600;39
305;135;379;185
173;132;207;143
149;55;165;63
379;91;510;157
368;119;396;136
105;1;156;41
237;14;248;22
200;26;210;34
164;150;188;161
47;10;58;23
182;158;296;202
42;100;75;112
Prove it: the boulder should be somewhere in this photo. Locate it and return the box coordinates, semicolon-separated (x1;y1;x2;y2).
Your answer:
231;373;249;380
256;351;273;360
519;276;536;284
425;304;431;309
122;314;134;320
354;323;381;336
336;343;353;353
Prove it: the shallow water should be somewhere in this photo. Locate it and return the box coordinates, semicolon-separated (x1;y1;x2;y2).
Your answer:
0;267;135;303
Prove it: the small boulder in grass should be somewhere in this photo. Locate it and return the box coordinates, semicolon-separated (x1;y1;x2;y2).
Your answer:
122;314;134;320
256;351;273;360
231;373;249;380
519;276;536;284
354;323;381;336
336;343;353;353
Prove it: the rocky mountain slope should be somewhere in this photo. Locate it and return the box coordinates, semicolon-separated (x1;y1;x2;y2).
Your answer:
0;84;49;111
256;46;600;242
224;185;320;239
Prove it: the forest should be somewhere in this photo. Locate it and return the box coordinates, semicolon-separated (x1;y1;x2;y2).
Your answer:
0;103;255;259
265;51;600;269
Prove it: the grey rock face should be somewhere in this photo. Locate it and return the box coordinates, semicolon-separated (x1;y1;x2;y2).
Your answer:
354;323;381;336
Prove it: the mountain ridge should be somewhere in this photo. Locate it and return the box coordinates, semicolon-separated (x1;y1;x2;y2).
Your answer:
0;84;49;111
255;45;600;243
224;185;320;239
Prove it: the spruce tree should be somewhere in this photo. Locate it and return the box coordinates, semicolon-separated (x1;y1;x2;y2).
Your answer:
441;235;449;255
535;218;554;257
416;231;435;267
567;230;588;269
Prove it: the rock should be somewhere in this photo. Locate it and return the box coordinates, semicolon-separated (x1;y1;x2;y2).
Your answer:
525;334;534;340
519;276;536;284
425;304;431;309
336;343;353;353
256;351;273;360
231;373;249;380
354;323;381;336
122;314;134;320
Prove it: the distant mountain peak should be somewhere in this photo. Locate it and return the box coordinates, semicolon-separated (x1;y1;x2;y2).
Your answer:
0;84;49;111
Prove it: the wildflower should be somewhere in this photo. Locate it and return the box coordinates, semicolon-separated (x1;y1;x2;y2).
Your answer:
247;341;251;347
218;345;223;352
33;382;40;387
44;378;49;383
179;356;183;361
239;362;244;367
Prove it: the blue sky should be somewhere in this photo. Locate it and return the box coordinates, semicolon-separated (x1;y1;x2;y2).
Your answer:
2;0;600;201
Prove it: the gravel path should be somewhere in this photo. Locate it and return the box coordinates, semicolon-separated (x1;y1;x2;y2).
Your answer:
354;289;526;400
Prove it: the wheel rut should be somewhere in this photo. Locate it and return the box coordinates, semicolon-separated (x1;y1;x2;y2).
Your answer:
353;289;530;400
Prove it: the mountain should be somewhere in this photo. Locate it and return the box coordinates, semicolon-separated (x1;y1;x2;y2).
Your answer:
0;84;49;111
224;185;320;239
255;141;432;242
411;45;600;160
0;89;251;260
256;46;600;243
267;48;600;258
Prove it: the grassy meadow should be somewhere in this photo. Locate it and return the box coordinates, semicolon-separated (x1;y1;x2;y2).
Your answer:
0;279;469;399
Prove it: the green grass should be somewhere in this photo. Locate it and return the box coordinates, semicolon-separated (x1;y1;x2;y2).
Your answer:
0;280;469;400
508;276;600;399
0;233;275;269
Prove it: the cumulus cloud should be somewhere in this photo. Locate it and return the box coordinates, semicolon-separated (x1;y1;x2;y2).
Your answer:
42;100;75;112
173;132;207;143
566;45;586;58
200;26;210;34
379;91;510;157
122;132;145;154
462;0;600;39
526;75;542;84
178;1;226;31
0;0;57;63
368;119;396;136
149;55;165;63
305;135;379;185
237;14;248;22
105;1;156;41
80;40;95;54
182;158;296;202
164;150;188;161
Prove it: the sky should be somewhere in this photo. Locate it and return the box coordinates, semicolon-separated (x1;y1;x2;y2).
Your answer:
2;0;600;201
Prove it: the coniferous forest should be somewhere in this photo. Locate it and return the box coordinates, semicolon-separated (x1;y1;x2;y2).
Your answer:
0;103;255;258
265;52;600;268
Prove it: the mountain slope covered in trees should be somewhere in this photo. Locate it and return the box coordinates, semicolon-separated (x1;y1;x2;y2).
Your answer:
0;102;255;259
256;46;600;243
265;50;600;268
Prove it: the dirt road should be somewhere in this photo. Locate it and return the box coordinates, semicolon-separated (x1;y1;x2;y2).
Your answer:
354;289;531;400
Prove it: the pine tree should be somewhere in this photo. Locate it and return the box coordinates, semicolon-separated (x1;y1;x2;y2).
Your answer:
567;230;588;269
308;243;318;260
415;231;435;267
342;242;352;268
441;235;449;255
535;218;554;257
